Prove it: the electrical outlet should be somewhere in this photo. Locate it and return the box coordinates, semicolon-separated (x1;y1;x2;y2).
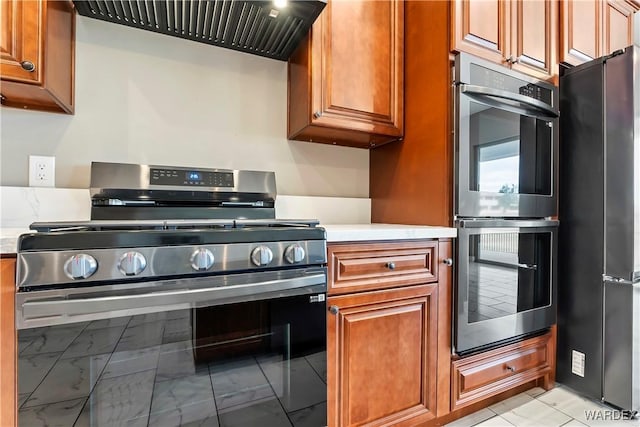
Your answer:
29;155;55;187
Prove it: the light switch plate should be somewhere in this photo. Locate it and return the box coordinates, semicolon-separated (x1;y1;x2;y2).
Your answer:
29;155;55;187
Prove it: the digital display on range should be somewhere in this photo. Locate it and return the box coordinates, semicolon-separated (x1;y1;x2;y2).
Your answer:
150;168;234;187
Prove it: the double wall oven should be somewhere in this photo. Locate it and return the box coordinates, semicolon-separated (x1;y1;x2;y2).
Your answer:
15;163;328;427
453;54;559;354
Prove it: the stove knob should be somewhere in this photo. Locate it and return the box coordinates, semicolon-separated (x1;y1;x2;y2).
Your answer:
64;254;98;280
118;251;147;276
284;244;306;264
191;248;214;271
251;246;274;266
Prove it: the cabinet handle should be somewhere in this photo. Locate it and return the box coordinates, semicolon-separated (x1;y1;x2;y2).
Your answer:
385;262;396;270
313;111;322;119
20;61;36;72
443;258;453;267
512;56;519;64
506;365;516;372
328;305;339;315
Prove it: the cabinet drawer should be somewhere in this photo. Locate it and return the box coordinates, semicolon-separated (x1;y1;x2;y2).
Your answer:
451;330;554;411
327;241;437;295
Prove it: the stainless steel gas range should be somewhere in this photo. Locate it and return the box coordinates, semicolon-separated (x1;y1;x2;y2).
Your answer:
15;162;328;427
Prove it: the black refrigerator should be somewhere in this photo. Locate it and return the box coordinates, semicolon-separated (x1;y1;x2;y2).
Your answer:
557;44;640;412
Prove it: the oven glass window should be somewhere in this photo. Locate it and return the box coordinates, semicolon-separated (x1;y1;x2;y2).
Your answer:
467;102;553;199
17;296;326;426
468;231;552;324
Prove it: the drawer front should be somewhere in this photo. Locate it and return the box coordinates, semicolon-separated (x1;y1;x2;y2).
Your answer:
451;331;553;411
328;241;438;295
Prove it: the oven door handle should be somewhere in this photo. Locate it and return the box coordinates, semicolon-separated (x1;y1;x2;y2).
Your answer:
20;273;326;322
459;84;558;119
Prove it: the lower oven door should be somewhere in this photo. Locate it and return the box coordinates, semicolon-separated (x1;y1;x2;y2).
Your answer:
454;219;558;354
16;267;327;427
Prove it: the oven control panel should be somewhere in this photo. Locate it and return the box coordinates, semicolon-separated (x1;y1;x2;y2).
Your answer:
150;168;234;187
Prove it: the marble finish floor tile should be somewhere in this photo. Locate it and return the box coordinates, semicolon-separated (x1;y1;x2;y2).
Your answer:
128;312;168;326
74;370;155;427
489;393;536;415
289;401;328;427
562;420;588;426
304;351;327;384
84;317;131;330
101;346;161;379
115;321;165;352
496;399;572;426
149;371;217;427
156;341;205;381
210;357;274;410
19;326;85;355
61;325;126;359
18;352;61;394
18;398;85;427
533;386;639;427
259;355;327;413
475;416;516;426
445;408;496;427
18;394;30;409
218;397;292;427
24;354;110;407
525;387;548;398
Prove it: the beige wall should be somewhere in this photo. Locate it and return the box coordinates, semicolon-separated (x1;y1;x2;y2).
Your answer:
0;16;369;197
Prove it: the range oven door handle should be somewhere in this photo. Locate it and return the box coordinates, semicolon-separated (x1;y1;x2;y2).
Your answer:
19;272;326;325
459;84;558;119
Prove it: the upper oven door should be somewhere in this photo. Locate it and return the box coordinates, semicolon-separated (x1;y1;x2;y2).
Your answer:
454;219;558;354
454;53;559;218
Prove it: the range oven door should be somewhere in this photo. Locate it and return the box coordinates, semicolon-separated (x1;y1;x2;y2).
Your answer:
16;268;327;427
454;53;559;218
454;219;558;354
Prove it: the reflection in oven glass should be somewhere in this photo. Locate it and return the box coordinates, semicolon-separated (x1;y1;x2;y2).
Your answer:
17;308;327;427
467;232;551;324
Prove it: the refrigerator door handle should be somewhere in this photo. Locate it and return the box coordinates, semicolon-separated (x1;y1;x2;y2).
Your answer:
603;275;640;288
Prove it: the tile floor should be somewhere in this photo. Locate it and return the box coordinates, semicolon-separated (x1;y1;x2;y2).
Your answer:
446;385;640;427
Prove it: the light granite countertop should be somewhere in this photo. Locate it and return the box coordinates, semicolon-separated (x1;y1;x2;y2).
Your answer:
322;224;456;243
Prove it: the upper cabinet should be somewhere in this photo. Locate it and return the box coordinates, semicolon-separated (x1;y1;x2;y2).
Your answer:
560;0;638;66
287;0;404;149
452;0;558;80
1;0;75;114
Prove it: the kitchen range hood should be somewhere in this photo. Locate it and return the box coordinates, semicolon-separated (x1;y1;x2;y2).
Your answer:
74;0;326;60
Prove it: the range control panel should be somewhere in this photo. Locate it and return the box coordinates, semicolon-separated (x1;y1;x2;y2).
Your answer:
150;168;235;187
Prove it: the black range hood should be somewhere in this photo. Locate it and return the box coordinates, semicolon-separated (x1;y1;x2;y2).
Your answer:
74;0;325;60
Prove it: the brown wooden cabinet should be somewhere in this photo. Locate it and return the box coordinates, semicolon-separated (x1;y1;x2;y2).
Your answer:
451;0;557;80
326;239;454;427
0;257;16;427
560;0;638;66
288;0;403;149
451;327;556;412
1;0;75;114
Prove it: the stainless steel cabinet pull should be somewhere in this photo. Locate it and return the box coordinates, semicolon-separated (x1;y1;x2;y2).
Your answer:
20;61;36;72
313;111;322;119
443;258;453;266
329;305;339;315
517;263;538;271
385;262;396;270
506;365;516;372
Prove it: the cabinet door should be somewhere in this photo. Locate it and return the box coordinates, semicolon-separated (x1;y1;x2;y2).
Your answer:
327;285;437;427
452;0;510;64
0;258;17;427
511;0;557;79
288;0;404;148
1;0;42;84
560;0;601;65
603;0;637;55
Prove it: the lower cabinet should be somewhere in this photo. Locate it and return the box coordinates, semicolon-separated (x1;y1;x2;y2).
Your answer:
451;327;556;412
327;284;438;427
